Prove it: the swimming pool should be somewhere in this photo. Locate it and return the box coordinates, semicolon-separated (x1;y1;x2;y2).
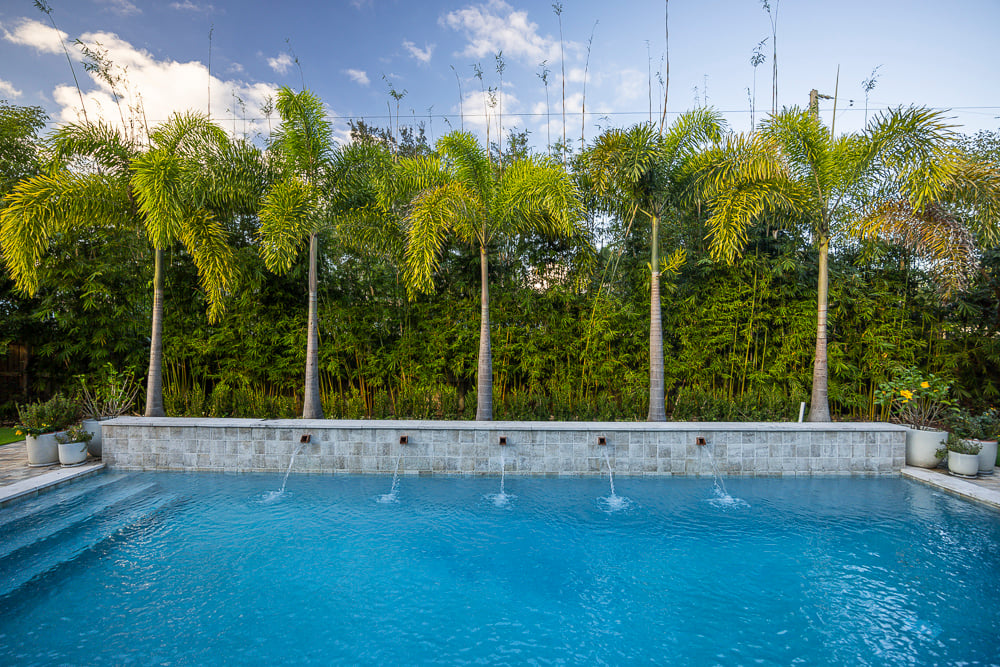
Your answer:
1;472;998;664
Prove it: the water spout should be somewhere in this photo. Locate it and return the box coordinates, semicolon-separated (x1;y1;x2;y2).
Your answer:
599;448;630;511
699;443;749;508
487;450;513;507
261;442;305;503
278;443;305;494
378;455;403;503
603;448;617;498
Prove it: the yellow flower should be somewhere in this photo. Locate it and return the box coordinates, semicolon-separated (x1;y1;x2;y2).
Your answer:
920;381;929;389
15;430;22;436
902;399;909;404
900;390;914;399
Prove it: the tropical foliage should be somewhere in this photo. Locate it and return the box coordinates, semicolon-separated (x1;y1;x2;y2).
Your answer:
0;96;998;426
382;130;584;420
693;105;1000;421
583;110;726;420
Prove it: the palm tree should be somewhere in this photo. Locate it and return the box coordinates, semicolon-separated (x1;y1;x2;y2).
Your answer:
383;130;584;420
583;110;726;420
258;87;333;419
0;113;251;416
692;105;1000;421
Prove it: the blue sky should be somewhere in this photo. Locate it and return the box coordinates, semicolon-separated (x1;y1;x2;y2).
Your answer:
1;0;998;150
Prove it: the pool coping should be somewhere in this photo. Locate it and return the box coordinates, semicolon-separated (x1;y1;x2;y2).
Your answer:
901;466;1000;511
105;417;911;431
0;461;106;508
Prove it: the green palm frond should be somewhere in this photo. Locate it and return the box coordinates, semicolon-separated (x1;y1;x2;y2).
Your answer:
1;170;130;294
851;198;978;293
258;177;320;274
50;120;136;175
150;111;228;158
586;124;658;194
336;203;405;264
437;131;493;201
329;140;404;263
131;150;189;248
940;156;1000;246
207;139;272;215
178;207;238;323
379;155;449;210
688;132;803;262
586;112;727;223
759;107;834;197
866;106;957;210
403;181;481;296
328;140;393;207
491;155;584;242
848;144;1000;291
661;107;727;165
272;87;332;180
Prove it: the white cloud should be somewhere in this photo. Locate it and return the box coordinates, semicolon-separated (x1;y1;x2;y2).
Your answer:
0;79;22;99
402;40;434;64
96;0;141;16
455;87;521;133
170;1;217;12
267;52;294;75
615;69;645;102
2;18;67;55
567;67;588;84
440;1;574;65
29;30;278;138
344;69;370;86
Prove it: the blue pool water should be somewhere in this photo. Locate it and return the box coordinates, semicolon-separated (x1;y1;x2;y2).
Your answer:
1;472;999;665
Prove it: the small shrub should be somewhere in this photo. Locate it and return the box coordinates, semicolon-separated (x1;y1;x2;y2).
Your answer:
55;424;94;444
14;393;79;436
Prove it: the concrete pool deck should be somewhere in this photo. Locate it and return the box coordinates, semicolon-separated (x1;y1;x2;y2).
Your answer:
901;465;1000;511
0;441;105;507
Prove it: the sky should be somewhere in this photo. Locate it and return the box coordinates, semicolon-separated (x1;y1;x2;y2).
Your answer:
1;0;998;151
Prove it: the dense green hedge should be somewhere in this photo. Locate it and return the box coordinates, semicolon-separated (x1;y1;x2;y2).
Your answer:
9;218;992;422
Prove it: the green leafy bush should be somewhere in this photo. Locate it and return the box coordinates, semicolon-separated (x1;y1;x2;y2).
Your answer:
876;368;952;429
14;393;78;436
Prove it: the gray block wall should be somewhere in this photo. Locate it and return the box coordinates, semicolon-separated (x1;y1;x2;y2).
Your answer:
101;418;907;476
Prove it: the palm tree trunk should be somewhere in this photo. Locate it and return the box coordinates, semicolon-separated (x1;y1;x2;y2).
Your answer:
476;245;493;421
648;214;666;421
808;232;831;421
302;232;324;419
144;247;165;417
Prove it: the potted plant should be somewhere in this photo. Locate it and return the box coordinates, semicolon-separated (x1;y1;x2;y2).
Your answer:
15;393;78;467
77;364;141;458
55;424;93;467
950;408;999;475
876;368;952;468
941;432;981;478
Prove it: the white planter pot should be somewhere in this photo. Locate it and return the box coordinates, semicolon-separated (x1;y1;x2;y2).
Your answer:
947;451;979;478
25;432;61;467
82;419;104;458
977;439;997;475
905;428;947;468
58;441;89;467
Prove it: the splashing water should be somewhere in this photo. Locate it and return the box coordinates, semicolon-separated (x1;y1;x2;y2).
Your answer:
260;443;305;503
599;449;631;512
486;451;514;508
700;444;750;509
378;455;402;504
